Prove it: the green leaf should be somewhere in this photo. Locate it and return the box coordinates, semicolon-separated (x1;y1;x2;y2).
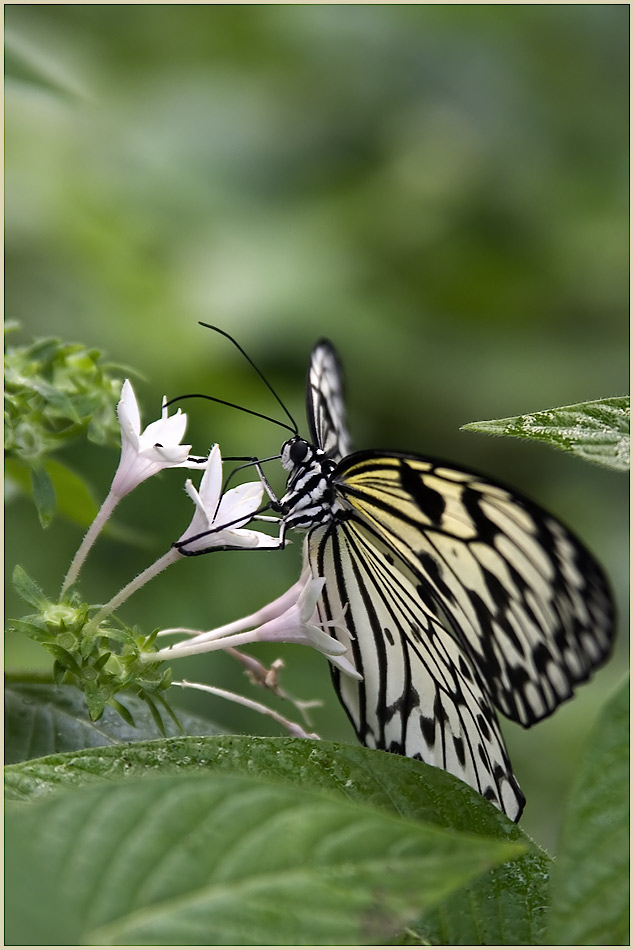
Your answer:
8;618;53;643
546;676;629;945
44;643;83;676
461;396;630;470
1;731;520;829
30;463;57;526
4;771;525;946
4;681;223;764
11;564;49;610
406;848;551;945
5;734;551;944
141;692;167;736
109;697;136;727
153;691;185;732
84;686;107;721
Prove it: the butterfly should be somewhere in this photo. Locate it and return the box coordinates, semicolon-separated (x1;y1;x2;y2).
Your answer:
271;339;615;821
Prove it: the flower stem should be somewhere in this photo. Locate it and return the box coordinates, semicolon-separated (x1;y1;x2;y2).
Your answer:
90;547;182;627
172;679;319;739
61;490;120;596
167;574;307;646
144;627;272;663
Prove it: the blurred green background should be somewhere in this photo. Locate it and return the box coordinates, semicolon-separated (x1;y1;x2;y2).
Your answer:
5;5;628;852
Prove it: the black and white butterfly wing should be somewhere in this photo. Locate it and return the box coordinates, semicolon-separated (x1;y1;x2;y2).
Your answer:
299;341;614;821
308;516;526;819
306;339;352;462
334;453;614;728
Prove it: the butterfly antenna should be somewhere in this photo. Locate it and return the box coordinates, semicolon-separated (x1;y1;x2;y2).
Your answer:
199;322;298;434
162;392;296;434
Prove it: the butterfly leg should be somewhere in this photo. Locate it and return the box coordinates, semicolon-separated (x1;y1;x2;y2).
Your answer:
249;458;283;511
238;458;288;549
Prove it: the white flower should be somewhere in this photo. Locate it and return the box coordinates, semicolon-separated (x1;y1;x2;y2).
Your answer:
88;444;278;622
62;379;206;593
253;576;350;653
111;379;205;499
149;570;361;680
248;575;361;679
175;444;280;554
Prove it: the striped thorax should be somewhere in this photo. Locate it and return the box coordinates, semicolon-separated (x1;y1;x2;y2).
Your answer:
279;436;338;530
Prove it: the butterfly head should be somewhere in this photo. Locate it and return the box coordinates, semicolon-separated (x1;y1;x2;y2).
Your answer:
281;436;318;472
281;435;338;474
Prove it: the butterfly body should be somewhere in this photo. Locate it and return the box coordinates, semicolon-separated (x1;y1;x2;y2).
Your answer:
274;339;614;821
279;439;339;530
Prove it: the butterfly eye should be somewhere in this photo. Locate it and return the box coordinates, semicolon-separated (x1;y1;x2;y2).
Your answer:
289;439;309;464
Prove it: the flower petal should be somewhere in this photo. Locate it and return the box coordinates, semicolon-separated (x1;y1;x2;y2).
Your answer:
216;481;264;528
182;478;210;529
111;381;208;498
142;406;188;446
327;651;363;680
209;527;277;550
117;379;141;446
149;444;193;464
197;445;223;510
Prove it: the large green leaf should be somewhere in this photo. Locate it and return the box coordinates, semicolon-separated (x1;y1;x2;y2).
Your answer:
3;733;520;831
546;676;629;945
5;735;551;944
5;770;524;946
404;846;550;945
5;680;223;763
462;396;630;470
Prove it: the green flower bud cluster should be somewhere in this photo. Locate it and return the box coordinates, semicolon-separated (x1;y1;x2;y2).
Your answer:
10;565;175;728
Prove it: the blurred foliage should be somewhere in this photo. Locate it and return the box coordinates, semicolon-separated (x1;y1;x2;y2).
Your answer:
4;326;123;524
4;328;122;460
5;5;628;853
